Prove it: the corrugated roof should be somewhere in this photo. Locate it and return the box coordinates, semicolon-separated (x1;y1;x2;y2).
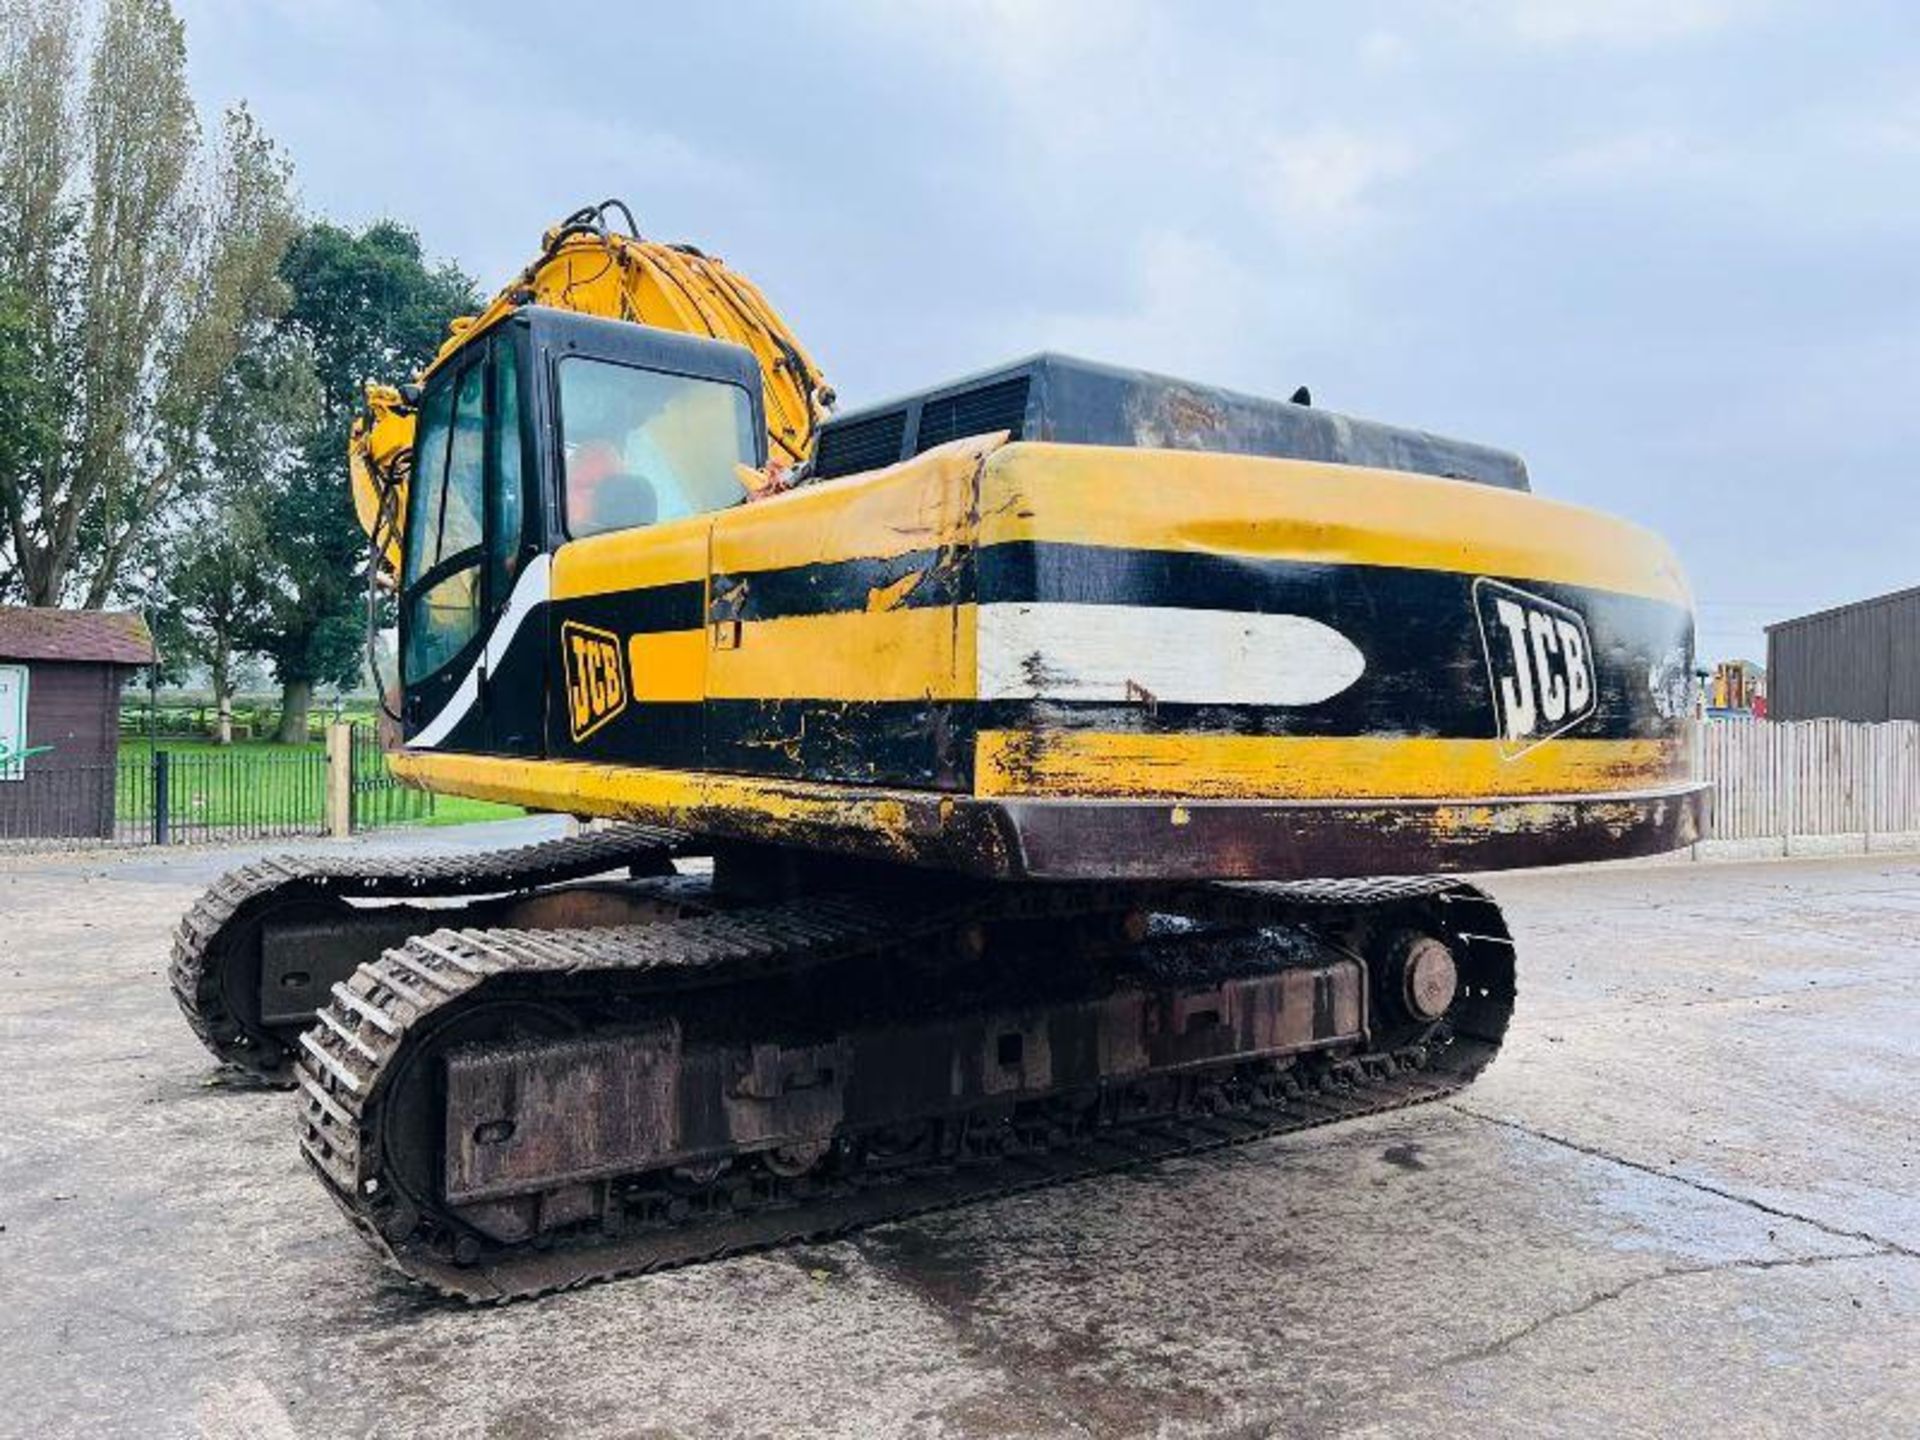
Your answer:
0;607;157;665
1766;583;1920;634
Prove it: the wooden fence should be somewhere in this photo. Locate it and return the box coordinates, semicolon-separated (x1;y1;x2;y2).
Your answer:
1696;718;1920;843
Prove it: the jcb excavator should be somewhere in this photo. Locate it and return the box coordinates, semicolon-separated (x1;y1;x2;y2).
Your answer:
170;201;1701;1300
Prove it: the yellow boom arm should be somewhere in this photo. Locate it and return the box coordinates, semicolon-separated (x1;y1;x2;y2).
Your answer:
351;200;831;579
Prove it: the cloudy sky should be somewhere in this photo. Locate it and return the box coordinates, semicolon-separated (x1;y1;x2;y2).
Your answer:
174;0;1918;663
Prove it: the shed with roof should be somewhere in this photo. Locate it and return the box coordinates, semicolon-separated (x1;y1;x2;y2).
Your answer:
0;607;157;839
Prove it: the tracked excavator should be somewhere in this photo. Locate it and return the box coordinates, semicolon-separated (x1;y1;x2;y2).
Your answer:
170;201;1702;1300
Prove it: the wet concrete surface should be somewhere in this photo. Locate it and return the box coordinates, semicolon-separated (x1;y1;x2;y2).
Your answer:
0;828;1915;1438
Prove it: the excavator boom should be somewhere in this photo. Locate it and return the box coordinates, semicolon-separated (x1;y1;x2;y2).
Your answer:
350;201;828;578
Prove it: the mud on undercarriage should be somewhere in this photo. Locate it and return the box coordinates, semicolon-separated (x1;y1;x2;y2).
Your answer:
283;855;1513;1302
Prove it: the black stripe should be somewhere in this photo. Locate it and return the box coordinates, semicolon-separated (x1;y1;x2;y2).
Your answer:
974;541;1689;743
711;547;972;623
550;700;704;768
700;537;1688;648
556;581;705;636
706;699;969;789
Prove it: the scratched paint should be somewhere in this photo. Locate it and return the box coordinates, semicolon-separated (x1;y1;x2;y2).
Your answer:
404;432;1697;865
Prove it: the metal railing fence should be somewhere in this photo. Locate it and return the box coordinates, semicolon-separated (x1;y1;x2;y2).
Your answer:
0;728;436;847
349;723;434;830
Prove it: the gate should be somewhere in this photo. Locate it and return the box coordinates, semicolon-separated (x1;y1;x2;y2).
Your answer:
0;748;329;845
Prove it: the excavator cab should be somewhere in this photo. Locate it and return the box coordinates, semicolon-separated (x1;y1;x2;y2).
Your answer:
396;308;763;757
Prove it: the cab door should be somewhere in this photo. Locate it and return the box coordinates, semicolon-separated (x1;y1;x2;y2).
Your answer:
477;325;547;755
397;325;547;756
536;313;766;770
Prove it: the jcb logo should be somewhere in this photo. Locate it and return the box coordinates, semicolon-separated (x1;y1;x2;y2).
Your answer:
1474;579;1596;756
561;620;628;742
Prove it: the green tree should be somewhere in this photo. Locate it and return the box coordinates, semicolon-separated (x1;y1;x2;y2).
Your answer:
154;519;267;742
0;0;297;607
153;329;318;741
0;281;59;603
249;221;475;742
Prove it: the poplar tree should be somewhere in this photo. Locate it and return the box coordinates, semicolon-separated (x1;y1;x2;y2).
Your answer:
0;0;297;608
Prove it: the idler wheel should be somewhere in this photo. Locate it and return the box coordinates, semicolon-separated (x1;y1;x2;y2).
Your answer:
1394;933;1460;1022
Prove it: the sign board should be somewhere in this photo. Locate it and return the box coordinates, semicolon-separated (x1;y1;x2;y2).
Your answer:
0;664;25;781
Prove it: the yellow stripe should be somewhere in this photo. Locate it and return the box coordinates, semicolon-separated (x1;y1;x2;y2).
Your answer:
554;439;1686;621
391;749;930;856
709;606;976;701
552;512;709;601
973;730;1689;800
978;443;1692;606
392;743;1691;863
627;630;706;703
711;439;990;574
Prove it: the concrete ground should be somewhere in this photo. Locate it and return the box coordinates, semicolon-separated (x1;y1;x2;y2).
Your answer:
0;824;1915;1439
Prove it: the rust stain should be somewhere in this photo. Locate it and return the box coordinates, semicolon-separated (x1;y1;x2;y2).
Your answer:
1124;679;1160;716
709;577;750;623
1125;385;1226;450
1163;388;1225;437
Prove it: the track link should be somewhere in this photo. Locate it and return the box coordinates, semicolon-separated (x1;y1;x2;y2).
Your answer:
168;825;697;1082
297;876;1514;1301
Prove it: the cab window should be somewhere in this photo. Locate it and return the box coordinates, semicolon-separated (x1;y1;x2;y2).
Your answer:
403;360;487;680
402;379;453;591
556;357;757;537
486;336;527;599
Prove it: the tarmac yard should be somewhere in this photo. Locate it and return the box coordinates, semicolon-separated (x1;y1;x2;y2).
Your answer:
1;826;1915;1439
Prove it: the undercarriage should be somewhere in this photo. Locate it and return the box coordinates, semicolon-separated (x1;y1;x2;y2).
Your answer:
172;830;1513;1300
165;832;1515;1300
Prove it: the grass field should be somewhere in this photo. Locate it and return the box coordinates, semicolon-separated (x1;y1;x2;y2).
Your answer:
115;737;526;830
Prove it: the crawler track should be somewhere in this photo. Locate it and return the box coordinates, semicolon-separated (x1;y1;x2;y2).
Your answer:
297;876;1514;1301
168;826;697;1082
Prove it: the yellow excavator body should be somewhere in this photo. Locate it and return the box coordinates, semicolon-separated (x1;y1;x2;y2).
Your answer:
385;428;1697;879
169;201;1702;1299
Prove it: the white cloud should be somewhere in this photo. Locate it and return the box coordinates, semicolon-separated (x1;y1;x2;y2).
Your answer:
1484;0;1740;48
1255;127;1420;238
843;0;1185;158
1023;228;1351;390
1539;127;1712;186
1359;28;1414;73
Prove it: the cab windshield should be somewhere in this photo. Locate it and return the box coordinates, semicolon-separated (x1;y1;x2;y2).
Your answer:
557;357;757;537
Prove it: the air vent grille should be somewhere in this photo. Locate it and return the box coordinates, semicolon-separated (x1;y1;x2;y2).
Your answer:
812;409;909;479
913;376;1030;454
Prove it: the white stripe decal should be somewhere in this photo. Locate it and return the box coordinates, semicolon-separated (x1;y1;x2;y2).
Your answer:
406;554;553;750
976;602;1365;707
